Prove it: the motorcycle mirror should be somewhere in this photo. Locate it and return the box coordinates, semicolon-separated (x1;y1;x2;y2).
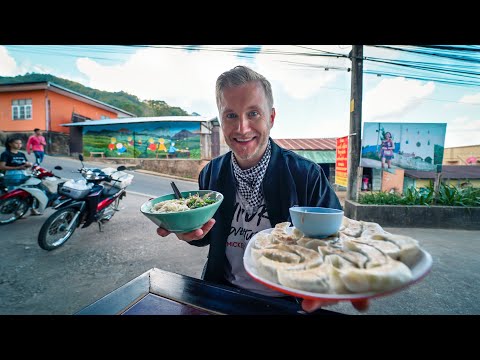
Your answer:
117;166;127;171
78;154;85;169
54;166;63;170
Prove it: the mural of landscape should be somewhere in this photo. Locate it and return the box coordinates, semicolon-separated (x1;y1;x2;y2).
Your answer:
82;122;201;159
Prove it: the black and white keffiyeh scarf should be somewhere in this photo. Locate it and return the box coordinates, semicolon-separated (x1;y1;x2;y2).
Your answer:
231;140;272;213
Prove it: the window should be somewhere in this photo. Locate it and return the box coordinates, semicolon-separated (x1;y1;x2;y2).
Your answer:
12;99;32;120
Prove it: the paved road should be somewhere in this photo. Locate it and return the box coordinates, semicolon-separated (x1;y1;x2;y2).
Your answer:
31;153;199;197
0;190;209;315
1;188;479;314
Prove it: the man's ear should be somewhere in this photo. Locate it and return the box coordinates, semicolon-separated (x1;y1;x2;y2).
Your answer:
270;107;276;128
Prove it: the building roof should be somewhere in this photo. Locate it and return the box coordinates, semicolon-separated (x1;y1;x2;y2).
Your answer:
404;165;480;179
273;138;337;151
444;144;480;149
293;150;336;164
61;115;216;127
0;81;136;118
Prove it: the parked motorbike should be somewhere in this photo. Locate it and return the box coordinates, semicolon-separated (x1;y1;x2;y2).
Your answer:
0;172;8;195
0;164;70;225
37;154;134;251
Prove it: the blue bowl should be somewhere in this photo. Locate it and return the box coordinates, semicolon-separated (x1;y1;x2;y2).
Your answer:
140;190;223;233
289;206;344;238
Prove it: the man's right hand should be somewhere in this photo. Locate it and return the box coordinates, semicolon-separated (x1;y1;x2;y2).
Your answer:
156;218;216;242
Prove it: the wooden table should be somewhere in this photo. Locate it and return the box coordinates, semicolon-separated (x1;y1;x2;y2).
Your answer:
75;268;342;315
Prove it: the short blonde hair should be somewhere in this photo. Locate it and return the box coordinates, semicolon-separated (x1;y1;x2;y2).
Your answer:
215;65;274;110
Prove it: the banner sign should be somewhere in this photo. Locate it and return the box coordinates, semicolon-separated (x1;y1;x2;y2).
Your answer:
335;136;348;187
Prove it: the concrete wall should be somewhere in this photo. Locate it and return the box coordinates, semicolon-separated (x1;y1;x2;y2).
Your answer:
94;157;210;181
344;199;480;230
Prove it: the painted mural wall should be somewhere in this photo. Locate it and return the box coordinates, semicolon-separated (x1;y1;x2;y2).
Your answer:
82;122;201;159
361;122;447;171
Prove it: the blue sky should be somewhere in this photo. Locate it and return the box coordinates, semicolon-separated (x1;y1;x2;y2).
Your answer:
1;45;479;148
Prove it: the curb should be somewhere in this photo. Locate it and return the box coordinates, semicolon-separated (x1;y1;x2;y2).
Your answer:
133;169;197;183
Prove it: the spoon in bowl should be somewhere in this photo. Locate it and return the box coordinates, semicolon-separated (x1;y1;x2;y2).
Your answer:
170;181;183;199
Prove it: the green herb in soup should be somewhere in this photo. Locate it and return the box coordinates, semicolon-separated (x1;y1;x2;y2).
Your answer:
186;193;217;209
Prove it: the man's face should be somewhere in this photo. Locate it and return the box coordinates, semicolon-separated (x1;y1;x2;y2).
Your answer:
35;130;42;136
218;82;275;169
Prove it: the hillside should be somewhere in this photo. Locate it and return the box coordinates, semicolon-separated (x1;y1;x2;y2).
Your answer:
0;73;190;117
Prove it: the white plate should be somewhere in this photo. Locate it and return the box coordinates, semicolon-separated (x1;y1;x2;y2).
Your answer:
243;227;433;301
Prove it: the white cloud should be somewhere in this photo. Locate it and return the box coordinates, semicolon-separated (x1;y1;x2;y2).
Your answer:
76;46;252;117
459;93;480;104
439;116;480;147
447;116;480;132
0;46;20;76
255;45;350;100
75;45;352;116
363;77;435;120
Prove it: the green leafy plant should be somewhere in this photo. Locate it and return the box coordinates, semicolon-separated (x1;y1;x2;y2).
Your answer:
358;182;479;207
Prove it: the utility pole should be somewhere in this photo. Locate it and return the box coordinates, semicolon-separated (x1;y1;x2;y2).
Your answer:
346;45;364;201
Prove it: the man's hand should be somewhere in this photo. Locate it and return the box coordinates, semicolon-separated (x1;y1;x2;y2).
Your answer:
301;299;369;313
156;218;216;242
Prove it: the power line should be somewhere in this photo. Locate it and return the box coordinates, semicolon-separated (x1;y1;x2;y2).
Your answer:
4;44;480;89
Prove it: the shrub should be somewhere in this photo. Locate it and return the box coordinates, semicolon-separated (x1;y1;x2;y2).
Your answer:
358;183;480;207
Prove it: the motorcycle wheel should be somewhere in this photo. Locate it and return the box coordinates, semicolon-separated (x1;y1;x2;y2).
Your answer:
38;207;80;251
0;196;30;225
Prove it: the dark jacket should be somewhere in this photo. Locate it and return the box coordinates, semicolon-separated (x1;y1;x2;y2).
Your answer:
193;138;342;284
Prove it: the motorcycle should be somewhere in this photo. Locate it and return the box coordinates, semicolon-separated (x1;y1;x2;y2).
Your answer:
0;172;7;195
0;164;70;225
37;154;134;251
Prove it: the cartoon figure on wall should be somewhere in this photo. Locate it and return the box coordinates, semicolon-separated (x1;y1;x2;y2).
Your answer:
116;142;126;155
147;137;157;152
158;138;167;152
108;137;116;151
127;136;134;147
168;141;177;157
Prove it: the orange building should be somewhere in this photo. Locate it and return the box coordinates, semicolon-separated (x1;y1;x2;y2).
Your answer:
0;81;135;154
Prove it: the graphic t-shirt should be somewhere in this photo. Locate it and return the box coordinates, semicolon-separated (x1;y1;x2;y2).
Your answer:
224;192;285;297
0;150;28;168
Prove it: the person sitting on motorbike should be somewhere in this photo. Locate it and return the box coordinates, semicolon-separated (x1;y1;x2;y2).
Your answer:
0;136;39;214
